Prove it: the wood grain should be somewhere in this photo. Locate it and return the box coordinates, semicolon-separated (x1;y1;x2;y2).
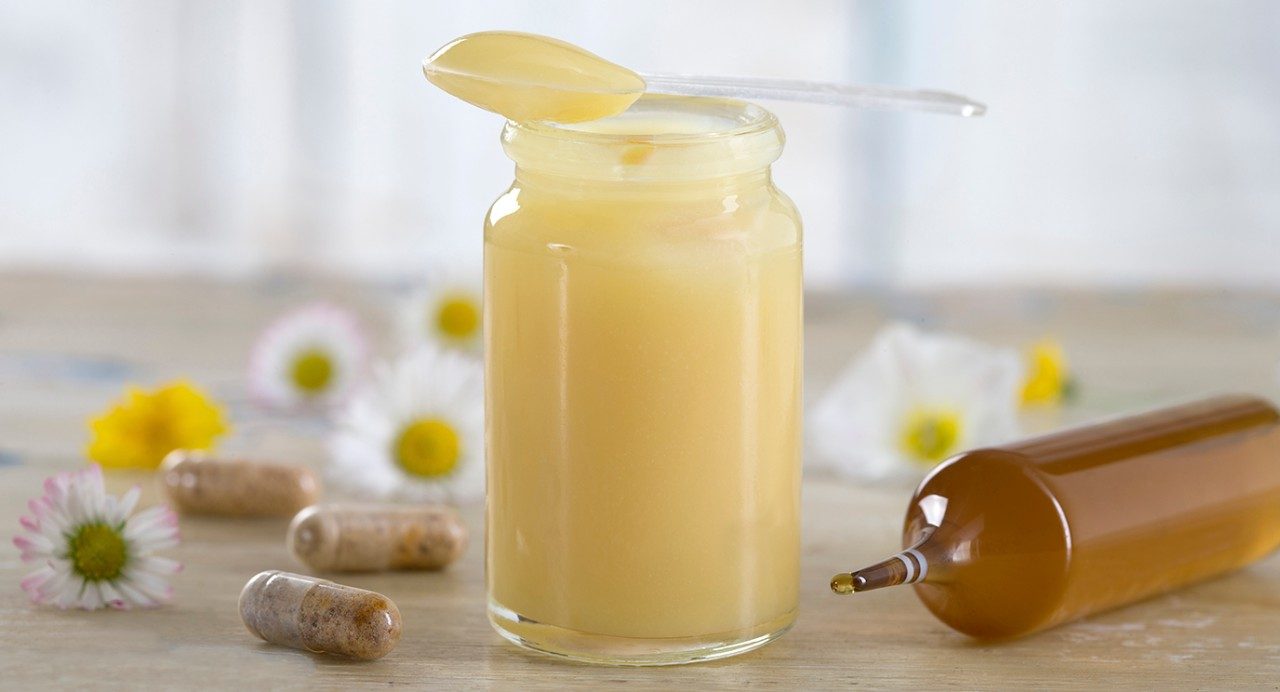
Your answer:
2;273;1279;689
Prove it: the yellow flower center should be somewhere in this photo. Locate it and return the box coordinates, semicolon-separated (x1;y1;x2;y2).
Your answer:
899;408;964;465
394;418;461;478
435;296;480;341
68;523;128;581
290;349;335;394
1021;339;1069;406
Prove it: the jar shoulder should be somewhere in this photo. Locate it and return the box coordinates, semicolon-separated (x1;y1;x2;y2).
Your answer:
485;181;802;254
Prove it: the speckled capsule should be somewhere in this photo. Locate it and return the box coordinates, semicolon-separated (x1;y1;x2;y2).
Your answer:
239;570;401;660
160;450;321;517
288;504;468;573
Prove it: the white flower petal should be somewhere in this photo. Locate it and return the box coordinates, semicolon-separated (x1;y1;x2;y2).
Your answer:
17;468;180;610
124;505;179;548
123;568;174;604
127;526;180;551
808;322;1022;483
249;303;368;411
36;562;76;604
29;498;68;538
19;565;56;596
114;486;142;523
97;580;130;609
54;581;85;609
77;582;103;610
396;265;484;352
113;579;156;608
132;556;183;576
326;344;485;504
13;530;55;555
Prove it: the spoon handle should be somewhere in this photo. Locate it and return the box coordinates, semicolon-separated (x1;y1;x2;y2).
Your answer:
639;73;985;117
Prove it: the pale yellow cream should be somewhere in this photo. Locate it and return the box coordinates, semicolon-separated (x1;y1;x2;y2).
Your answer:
486;98;801;656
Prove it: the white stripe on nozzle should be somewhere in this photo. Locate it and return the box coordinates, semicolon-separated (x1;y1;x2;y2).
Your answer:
896;552;916;583
906;549;929;582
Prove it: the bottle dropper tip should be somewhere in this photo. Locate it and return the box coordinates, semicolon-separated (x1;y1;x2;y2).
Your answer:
832;546;929;595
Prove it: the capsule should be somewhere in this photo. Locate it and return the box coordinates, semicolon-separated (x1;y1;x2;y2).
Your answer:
161;450;321;517
288;503;468;573
239;570;401;660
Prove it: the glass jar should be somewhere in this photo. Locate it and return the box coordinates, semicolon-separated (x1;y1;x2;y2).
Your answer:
485;95;802;665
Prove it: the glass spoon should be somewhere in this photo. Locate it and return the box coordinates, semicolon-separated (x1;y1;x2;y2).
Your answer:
423;31;985;123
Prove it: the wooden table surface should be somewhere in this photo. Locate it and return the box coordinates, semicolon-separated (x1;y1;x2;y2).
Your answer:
3;273;1280;690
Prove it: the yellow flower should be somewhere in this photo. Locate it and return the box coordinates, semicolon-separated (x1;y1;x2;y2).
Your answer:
433;293;481;345
1021;338;1073;407
397;269;483;353
394;418;462;479
898;406;964;466
87;381;229;470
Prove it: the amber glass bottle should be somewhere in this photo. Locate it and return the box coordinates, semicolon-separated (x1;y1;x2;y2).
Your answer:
833;395;1280;638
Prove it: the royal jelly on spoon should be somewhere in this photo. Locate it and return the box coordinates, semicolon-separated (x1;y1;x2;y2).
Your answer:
423;31;985;123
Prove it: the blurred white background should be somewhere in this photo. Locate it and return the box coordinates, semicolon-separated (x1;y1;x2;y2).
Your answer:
2;0;1278;289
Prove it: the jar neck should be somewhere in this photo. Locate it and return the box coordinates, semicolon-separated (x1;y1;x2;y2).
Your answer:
513;166;774;199
502;95;785;195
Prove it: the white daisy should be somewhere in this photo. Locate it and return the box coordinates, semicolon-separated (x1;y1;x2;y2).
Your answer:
808;323;1023;482
396;268;483;352
327;345;484;504
249;303;368;410
14;465;182;610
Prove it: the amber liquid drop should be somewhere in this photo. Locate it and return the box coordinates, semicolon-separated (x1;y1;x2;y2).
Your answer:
834;395;1280;639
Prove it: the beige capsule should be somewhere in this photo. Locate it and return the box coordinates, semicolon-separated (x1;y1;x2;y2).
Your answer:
288;504;468;573
239;570;401;660
161;450;321;517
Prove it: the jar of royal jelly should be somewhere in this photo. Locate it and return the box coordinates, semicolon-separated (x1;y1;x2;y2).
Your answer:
485;95;803;665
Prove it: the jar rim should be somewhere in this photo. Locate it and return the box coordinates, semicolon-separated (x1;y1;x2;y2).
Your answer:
501;94;785;181
506;94;780;144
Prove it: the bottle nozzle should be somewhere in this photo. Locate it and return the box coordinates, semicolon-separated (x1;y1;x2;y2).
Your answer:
831;547;930;595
